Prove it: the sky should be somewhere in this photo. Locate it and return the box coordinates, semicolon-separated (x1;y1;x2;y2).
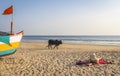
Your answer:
0;0;120;35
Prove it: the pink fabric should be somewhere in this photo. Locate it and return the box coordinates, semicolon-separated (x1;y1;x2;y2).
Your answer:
98;59;108;64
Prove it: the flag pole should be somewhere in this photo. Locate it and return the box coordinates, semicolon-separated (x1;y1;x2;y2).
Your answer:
10;6;13;35
11;0;14;35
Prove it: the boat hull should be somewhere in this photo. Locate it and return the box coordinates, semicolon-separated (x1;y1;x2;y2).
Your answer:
0;31;23;57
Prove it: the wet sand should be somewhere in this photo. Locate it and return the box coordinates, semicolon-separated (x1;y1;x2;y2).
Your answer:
0;42;120;76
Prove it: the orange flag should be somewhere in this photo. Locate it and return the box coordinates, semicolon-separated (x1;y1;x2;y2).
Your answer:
2;5;13;15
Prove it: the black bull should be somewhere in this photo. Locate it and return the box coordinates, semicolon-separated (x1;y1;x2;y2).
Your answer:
47;39;62;49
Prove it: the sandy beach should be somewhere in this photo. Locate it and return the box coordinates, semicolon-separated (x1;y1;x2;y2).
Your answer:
0;42;120;76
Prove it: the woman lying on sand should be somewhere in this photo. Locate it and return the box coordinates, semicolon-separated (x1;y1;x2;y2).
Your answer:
76;53;112;66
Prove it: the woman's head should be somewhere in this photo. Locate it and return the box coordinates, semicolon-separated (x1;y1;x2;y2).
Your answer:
90;53;97;60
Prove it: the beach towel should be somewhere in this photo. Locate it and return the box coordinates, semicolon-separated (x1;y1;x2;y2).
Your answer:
97;59;112;64
76;59;112;66
76;60;92;66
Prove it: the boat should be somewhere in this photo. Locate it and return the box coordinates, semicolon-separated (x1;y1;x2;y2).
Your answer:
0;5;24;56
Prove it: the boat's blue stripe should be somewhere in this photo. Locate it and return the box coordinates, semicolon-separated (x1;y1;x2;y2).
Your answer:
0;48;17;56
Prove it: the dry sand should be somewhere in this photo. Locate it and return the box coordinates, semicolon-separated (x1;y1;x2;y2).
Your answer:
0;42;120;76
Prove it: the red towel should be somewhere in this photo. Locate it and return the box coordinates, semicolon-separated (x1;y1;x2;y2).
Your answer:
98;59;108;64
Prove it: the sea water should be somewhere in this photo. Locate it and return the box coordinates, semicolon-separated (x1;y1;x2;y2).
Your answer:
22;35;120;45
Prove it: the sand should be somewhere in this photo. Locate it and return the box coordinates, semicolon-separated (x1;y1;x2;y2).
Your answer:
0;42;120;76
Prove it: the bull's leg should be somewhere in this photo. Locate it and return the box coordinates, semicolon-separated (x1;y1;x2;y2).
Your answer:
54;45;58;49
49;44;53;49
50;45;53;49
53;45;56;49
56;46;58;49
48;45;52;49
47;44;50;49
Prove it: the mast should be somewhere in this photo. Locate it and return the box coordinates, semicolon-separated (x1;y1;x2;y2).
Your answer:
10;0;14;35
10;12;13;35
10;21;13;35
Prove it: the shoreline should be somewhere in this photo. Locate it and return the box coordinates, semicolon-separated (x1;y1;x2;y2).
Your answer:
22;35;120;46
21;41;120;47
